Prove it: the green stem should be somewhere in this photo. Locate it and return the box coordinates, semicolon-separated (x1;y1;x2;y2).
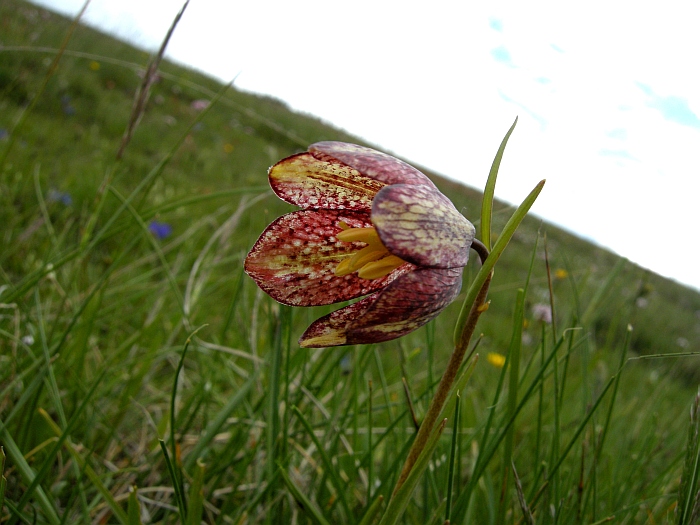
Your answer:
394;245;491;493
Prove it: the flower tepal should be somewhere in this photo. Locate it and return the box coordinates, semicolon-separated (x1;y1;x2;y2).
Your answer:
244;141;476;347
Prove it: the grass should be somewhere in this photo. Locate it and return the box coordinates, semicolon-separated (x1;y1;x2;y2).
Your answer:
2;1;700;523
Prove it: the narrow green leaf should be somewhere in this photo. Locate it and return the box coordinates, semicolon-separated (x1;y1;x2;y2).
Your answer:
11;368;108;525
38;409;129;524
481;116;518;250
455;179;545;346
184;369;259;470
278;465;331;525
186;460;206;525
159;439;187;522
1;446;7;521
127;486;142;525
497;288;525;525
378;419;447;525
445;392;461;522
291;406;354;522
358;495;384;525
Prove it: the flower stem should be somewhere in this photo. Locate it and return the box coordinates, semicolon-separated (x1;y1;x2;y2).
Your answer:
394;242;491;493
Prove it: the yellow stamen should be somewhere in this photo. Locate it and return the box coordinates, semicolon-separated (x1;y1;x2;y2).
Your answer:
357;255;405;280
334;225;407;280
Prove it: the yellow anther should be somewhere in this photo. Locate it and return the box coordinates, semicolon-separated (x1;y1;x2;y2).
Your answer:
336;226;382;244
357;255;405;280
334;225;407;280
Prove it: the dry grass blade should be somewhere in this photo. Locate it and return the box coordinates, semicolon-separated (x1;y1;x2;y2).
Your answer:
117;1;190;158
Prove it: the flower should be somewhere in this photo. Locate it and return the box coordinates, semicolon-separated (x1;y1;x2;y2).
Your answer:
487;352;506;368
532;303;552;323
244;142;476;347
148;220;172;240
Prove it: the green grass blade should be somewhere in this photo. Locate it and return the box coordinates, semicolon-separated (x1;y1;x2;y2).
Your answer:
159;439;187;522
481;116;518;250
184;369;259;470
358;494;384;525
127;486;142;525
291;405;354;522
378;419;447;525
678;392;700;524
496;288;525;525
9;367;107;525
1;447;7;523
38;409;129;525
278;465;332;525
444;392;461;522
454;179;545;345
186;459;206;525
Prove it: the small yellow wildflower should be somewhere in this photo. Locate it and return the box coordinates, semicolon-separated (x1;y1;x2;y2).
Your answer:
554;268;568;279
487;352;506;368
223;143;234;154
89;61;100;71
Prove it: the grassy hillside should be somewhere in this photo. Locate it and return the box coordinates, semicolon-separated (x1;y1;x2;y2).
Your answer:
2;1;700;523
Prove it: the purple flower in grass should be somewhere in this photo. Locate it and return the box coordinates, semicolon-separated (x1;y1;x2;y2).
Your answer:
245;142;476;347
149;220;172;240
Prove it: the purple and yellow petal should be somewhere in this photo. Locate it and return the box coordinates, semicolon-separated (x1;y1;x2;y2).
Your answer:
309;142;438;188
299;267;463;347
244;209;412;306
268;152;385;210
371;184;475;269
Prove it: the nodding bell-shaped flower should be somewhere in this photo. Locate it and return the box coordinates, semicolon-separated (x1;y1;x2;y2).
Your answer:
244;142;476;347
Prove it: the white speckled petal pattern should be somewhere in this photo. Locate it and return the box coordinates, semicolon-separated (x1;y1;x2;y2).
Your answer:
371;184;475;268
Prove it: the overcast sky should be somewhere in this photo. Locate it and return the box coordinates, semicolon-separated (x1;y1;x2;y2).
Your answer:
29;0;700;291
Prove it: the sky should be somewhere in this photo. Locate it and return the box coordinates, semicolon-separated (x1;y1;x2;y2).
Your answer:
29;0;700;291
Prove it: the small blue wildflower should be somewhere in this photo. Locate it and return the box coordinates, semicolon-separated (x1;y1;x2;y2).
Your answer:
47;189;73;206
149;220;172;240
60;95;75;116
0;129;8;140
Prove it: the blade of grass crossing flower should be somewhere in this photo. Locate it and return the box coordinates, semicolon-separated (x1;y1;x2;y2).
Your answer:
497;288;525;525
278;465;332;525
291;406;354;522
377;419;448;525
454;179;545;346
186;459;206;525
481;117;518;251
445;392;461;523
127;486;142;525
